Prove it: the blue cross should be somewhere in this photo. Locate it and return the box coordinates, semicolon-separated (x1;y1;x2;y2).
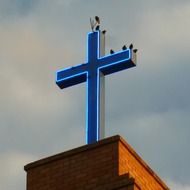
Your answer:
56;31;136;144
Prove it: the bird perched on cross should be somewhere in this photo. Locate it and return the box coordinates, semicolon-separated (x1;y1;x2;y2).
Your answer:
90;16;100;32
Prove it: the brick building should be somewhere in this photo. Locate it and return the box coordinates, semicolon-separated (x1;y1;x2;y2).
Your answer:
24;135;170;190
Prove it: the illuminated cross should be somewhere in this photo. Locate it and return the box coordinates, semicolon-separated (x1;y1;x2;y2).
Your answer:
56;30;136;144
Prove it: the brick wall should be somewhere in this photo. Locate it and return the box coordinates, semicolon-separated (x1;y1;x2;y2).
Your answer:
118;138;169;190
24;135;169;190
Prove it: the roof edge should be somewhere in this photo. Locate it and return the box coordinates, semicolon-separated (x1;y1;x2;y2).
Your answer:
24;135;170;190
24;135;121;171
119;136;170;190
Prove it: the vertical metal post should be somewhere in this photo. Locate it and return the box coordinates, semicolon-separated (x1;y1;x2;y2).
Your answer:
98;32;105;140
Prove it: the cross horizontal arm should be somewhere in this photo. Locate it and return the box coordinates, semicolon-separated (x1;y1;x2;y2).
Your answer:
56;63;88;89
98;49;136;75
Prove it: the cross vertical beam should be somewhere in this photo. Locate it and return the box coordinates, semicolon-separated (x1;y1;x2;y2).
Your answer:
56;30;137;144
87;32;105;143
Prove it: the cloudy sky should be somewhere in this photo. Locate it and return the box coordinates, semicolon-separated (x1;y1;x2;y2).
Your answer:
0;0;190;189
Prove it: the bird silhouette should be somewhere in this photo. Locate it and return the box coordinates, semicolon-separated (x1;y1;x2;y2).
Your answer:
95;16;100;24
133;49;138;53
122;45;127;50
102;30;106;34
95;25;100;31
90;16;100;32
129;43;133;49
110;49;115;54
